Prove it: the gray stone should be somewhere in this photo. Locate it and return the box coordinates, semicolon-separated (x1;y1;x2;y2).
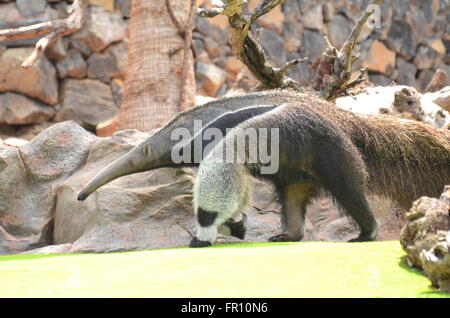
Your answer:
0;47;58;105
386;17;417;60
196;61;227;97
87;51;118;83
0;2;22;28
107;39;128;80
115;0;131;18
405;7;428;44
56;49;87;79
396;57;417;87
413;46;438;70
300;29;327;60
0;92;55;125
16;0;46;17
420;0;437;22
417;69;436;92
326;14;353;49
57;79;118;130
260;28;286;66
301;4;323;31
70;5;127;53
368;73;392;86
283;22;303;53
45;37;67;62
286;53;311;86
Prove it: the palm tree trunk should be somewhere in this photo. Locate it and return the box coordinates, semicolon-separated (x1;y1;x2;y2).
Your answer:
119;0;196;131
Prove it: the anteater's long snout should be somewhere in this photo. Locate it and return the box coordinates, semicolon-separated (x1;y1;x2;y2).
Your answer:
77;148;147;201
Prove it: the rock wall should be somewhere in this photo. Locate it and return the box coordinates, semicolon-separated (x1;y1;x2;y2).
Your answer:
0;0;449;141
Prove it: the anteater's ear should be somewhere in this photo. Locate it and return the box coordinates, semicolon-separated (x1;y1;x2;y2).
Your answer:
143;144;152;156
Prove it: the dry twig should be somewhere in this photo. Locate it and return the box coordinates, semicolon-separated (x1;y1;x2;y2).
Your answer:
0;0;88;68
311;0;381;101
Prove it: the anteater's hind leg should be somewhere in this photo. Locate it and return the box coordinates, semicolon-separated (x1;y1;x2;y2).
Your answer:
269;181;317;242
310;141;378;242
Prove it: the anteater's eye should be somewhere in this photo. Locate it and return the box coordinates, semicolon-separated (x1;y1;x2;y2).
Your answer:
143;144;152;156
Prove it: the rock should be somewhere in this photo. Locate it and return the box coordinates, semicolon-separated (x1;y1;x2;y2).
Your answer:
400;186;450;293
286;53;311;86
427;38;447;55
368;73;392;86
283;22;303;53
45;37;67;62
301;4;323;31
0;92;55;125
96;115;118;137
0;3;23;27
89;0;115;12
20;121;98;181
413;46;438;70
425;69;448;93
396;57;417;87
3;137;28;147
260;29;286;66
196;61;226;97
300;29;327;60
0;47;58;105
0;122;97;254
111;78;124;105
195;18;228;47
115;0;131;18
248;0;284;33
70;5;127;54
423;86;450;112
87;51;118;83
363;40;396;75
224;57;245;80
16;0;47;17
386;17;417;59
417;69;436;92
107;39;128;80
56;49;87;79
57;79;118;130
326;14;353;48
203;37;221;59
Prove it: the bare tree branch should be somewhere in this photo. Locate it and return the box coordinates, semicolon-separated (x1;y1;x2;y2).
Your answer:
196;0;301;91
0;0;88;68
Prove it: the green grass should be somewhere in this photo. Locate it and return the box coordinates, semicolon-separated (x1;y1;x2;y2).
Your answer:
0;241;448;298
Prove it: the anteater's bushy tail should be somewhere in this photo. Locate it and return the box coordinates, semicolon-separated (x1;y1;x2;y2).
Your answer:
353;116;450;208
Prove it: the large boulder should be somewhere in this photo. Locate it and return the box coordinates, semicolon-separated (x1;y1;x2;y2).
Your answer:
0;121;97;254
